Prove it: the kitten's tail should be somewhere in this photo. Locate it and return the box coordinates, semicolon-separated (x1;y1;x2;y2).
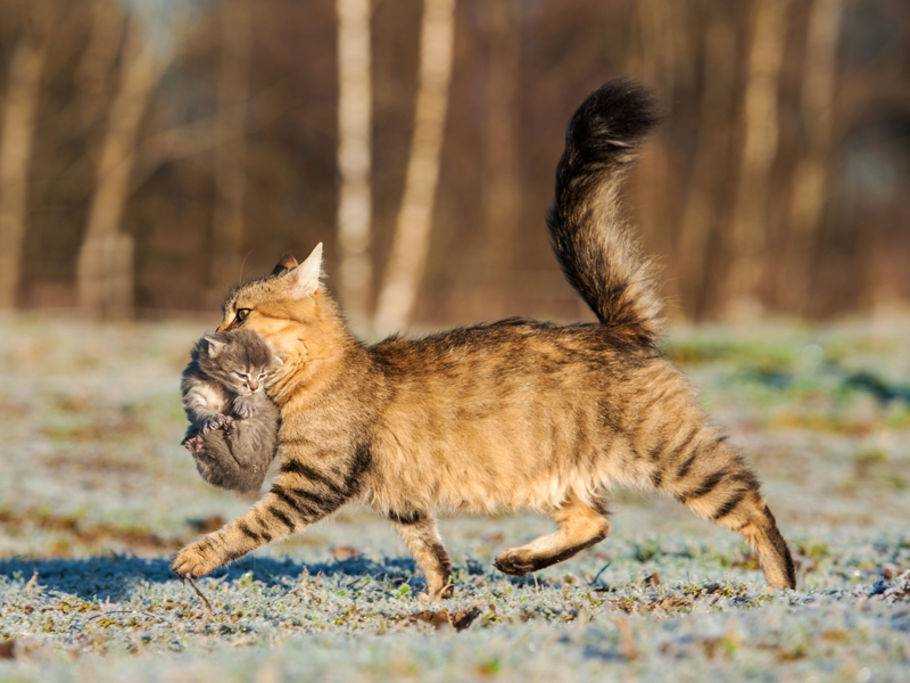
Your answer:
547;79;662;347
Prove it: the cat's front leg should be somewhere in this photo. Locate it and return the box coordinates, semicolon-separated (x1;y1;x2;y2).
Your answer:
201;412;234;433
231;394;257;419
173;449;366;576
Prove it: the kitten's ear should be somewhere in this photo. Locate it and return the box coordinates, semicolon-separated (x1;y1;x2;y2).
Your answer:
285;242;323;300
203;335;226;358
271;252;299;276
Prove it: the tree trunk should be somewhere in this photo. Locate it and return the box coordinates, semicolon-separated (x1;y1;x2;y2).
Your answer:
725;0;789;317
77;16;165;318
76;0;125;129
675;12;737;319
787;0;842;315
0;38;46;309
632;0;678;317
479;0;520;316
209;0;252;302
373;0;455;335
336;0;373;328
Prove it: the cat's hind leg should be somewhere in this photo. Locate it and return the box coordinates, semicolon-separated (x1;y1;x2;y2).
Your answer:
494;494;610;576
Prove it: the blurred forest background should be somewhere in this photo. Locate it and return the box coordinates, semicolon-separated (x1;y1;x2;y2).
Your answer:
0;0;908;334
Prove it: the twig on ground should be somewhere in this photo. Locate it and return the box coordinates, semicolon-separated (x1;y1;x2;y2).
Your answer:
183;577;213;614
589;561;611;587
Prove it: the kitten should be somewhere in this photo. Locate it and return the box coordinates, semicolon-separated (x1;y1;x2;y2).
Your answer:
180;329;281;493
173;80;796;598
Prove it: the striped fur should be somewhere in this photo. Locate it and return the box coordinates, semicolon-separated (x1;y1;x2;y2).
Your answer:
172;80;795;595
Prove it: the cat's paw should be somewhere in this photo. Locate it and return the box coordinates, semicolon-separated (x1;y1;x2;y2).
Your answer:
202;414;234;433
172;538;223;577
232;395;255;419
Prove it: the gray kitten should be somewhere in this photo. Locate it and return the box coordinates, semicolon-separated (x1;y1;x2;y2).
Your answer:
180;329;281;493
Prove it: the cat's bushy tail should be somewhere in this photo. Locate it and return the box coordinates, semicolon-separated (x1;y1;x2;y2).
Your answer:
547;79;662;347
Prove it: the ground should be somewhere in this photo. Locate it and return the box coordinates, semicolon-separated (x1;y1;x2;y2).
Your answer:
0;314;908;681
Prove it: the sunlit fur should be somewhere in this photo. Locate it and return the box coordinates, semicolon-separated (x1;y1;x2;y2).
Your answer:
173;80;796;596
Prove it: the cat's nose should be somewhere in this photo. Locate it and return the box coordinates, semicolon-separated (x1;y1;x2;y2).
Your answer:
248;379;259;391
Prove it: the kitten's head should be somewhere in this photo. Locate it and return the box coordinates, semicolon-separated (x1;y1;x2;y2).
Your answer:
195;329;279;395
215;244;350;368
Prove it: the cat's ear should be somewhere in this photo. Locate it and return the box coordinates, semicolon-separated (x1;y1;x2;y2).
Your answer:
271;253;298;276
285;242;323;299
203;335;226;358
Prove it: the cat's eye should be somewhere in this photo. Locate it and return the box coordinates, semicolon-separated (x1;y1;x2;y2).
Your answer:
234;308;251;325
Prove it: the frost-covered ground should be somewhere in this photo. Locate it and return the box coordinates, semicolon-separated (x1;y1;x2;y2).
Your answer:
0;314;908;681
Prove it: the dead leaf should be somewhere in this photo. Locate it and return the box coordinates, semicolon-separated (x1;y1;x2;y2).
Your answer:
413;606;481;632
414;609;451;630
0;640;15;660
187;516;226;534
330;545;362;561
451;607;481;631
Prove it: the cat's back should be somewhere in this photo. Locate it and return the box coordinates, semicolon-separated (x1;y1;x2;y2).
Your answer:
370;317;648;381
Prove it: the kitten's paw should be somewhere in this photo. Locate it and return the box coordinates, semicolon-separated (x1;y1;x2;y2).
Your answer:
182;434;205;455
232;396;255;419
172;538;223;577
202;414;233;433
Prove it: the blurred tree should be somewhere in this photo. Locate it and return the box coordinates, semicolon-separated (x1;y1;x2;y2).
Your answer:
336;0;373;327
0;5;48;308
726;0;789;317
675;5;738;319
209;0;252;303
789;0;842;316
374;0;455;334
76;12;170;318
0;0;906;322
480;0;520;313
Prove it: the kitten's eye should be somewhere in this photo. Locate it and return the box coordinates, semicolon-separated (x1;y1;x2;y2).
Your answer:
234;308;251;325
232;370;247;379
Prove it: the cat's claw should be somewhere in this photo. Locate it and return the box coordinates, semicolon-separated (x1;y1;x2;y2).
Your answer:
232;396;255;419
182;434;205;455
202;414;234;433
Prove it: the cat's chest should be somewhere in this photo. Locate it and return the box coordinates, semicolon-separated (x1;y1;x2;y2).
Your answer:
278;401;354;450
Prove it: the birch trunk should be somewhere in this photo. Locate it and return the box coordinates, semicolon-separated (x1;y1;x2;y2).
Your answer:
336;0;373;328
373;0;455;334
787;0;842;313
210;0;252;301
0;38;46;308
725;0;789;317
77;16;165;318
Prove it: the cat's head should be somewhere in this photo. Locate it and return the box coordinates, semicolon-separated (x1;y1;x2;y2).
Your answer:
195;329;279;395
216;244;350;367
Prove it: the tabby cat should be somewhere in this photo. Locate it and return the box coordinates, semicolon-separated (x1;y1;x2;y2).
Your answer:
173;80;796;598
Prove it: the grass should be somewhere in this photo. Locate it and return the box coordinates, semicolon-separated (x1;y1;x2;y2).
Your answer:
0;315;908;681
